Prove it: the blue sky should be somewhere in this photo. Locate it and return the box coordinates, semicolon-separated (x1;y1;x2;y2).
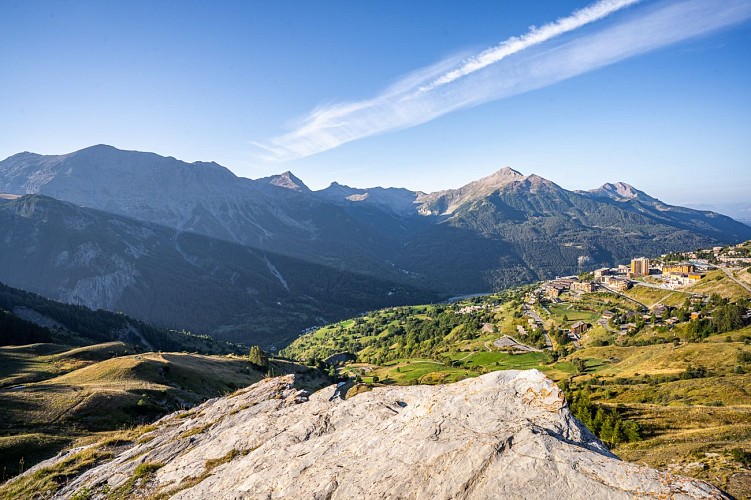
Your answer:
1;0;750;206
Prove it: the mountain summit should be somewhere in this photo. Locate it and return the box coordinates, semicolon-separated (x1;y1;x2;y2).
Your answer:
259;171;311;192
415;166;555;216
586;182;653;202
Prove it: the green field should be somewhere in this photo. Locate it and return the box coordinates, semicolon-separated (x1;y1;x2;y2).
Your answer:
547;303;600;322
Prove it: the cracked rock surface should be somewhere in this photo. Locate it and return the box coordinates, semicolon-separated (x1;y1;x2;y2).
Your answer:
54;370;727;499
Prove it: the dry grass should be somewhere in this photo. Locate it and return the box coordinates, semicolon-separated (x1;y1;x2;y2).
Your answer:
614;404;751;497
0;343;271;482
0;446;112;499
687;270;750;301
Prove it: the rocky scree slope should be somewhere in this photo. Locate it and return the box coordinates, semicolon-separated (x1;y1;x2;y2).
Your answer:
44;370;727;499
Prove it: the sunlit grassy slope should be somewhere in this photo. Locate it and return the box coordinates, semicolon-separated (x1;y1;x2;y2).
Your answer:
0;343;329;482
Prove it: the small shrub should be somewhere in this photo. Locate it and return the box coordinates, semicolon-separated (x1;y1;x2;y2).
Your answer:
731;448;751;466
71;487;91;500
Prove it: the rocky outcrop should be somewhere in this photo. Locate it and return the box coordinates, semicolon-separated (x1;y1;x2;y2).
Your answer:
49;370;726;499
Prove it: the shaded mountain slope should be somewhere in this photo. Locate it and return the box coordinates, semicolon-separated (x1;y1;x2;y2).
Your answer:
0;195;440;347
0;281;238;354
0;146;421;285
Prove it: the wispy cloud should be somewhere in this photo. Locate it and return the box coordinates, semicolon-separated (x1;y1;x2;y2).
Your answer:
254;0;751;162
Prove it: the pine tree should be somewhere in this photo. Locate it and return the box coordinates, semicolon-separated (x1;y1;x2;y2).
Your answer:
248;345;268;369
592;408;606;434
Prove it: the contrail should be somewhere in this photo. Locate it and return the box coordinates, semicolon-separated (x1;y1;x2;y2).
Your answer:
254;0;751;162
419;0;641;92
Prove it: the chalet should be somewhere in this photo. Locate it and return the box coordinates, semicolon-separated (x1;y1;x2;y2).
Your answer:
601;310;615;320
594;268;610;281
650;304;667;318
544;284;565;299
570;321;587;335
621;322;638;333
690;311;702;321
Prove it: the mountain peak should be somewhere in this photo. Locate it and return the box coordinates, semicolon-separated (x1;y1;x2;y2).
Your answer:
79;144;118;153
588;182;652;202
260;171;310;192
465;167;528;193
496;166;524;176
483;166;525;183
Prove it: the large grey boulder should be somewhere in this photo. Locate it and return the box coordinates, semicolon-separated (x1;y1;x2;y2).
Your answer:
54;370;727;499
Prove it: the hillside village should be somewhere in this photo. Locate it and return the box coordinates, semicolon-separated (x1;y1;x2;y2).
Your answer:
289;241;751;362
533;242;751;346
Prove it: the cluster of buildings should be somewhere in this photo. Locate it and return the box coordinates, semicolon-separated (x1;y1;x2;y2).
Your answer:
456;304;487;314
715;244;751;266
539;254;711;301
541;267;634;300
542;276;590;299
659;262;704;286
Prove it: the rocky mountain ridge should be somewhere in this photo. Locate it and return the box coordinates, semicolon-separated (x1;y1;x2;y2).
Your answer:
35;370;727;499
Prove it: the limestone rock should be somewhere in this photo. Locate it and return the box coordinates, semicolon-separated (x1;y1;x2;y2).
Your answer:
53;370;727;499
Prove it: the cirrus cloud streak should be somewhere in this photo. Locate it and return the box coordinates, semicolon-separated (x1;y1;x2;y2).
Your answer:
254;0;751;162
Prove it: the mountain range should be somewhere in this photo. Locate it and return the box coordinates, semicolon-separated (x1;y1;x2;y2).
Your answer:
1;145;749;346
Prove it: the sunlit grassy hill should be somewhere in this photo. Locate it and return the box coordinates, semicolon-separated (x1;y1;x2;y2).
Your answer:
0;342;329;483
